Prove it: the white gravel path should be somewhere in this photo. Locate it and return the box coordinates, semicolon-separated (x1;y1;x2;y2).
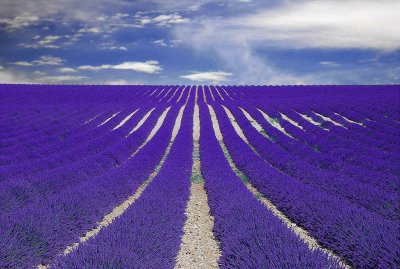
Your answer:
175;87;221;269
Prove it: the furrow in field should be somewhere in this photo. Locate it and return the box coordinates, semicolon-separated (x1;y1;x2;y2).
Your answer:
201;86;208;103
112;109;139;130
219;86;233;100
209;86;216;101
130;107;171;158
126;108;155;136
37;105;187;269
228;103;399;220
213;98;399;268
297;112;329;130
280;112;304;130
159;87;173;102
98;111;120;127
149;88;159;96
156;88;165;97
313;111;347;128
82;113;102;125
176;86;188;103
206;104;349;268
168;87;180;102
212;86;225;101
175;87;221;269
334;112;365;126
255;108;293;138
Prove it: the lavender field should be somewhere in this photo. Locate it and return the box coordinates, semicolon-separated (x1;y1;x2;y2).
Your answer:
0;84;399;269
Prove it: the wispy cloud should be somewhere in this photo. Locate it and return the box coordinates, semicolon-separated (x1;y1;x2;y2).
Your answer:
78;60;162;73
58;67;77;73
136;13;189;27
20;35;62;49
0;12;39;31
152;39;167;47
320;61;341;68
78;27;102;34
180;71;232;83
37;75;86;83
201;0;400;51
12;56;64;66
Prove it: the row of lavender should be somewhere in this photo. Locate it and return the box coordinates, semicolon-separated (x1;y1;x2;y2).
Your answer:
0;85;190;268
0;84;398;268
205;85;399;267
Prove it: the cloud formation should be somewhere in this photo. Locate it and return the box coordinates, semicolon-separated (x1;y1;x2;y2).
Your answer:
136;13;189;27
78;61;162;73
12;56;64;66
58;67;77;73
180;71;232;83
0;13;39;31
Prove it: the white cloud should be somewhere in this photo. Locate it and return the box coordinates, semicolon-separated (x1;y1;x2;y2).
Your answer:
12;56;64;66
37;75;86;83
0;65;3;70
320;61;341;68
58;67;77;73
137;13;189;27
153;39;167;47
38;35;60;45
180;71;232;83
0;68;31;83
78;27;102;34
33;71;46;76
173;0;400;84
78;64;112;71
12;61;34;67
109;46;127;51
0;12;39;31
78;61;162;73
229;0;399;51
20;35;62;49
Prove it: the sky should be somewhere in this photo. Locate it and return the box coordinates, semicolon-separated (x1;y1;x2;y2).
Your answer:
0;0;399;85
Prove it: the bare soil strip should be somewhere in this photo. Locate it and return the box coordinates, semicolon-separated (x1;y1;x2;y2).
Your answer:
213;86;225;101
280;112;305;130
334;112;365;127
126;108;155;137
254;108;293;138
207;104;350;269
297;112;329;131
208;86;216;101
220;86;234;100
313;112;347;128
168;87;179;102
149;88;159;96
130;107;171;158
202;86;207;103
82;113;102;125
155;88;165;97
175;88;221;269
113;109;139;130
239;107;279;141
176;86;188;103
37;105;188;269
98;112;120;127
221;106;251;145
159;87;173;102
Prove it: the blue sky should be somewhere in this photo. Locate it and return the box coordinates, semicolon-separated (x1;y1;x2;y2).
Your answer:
0;0;399;85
